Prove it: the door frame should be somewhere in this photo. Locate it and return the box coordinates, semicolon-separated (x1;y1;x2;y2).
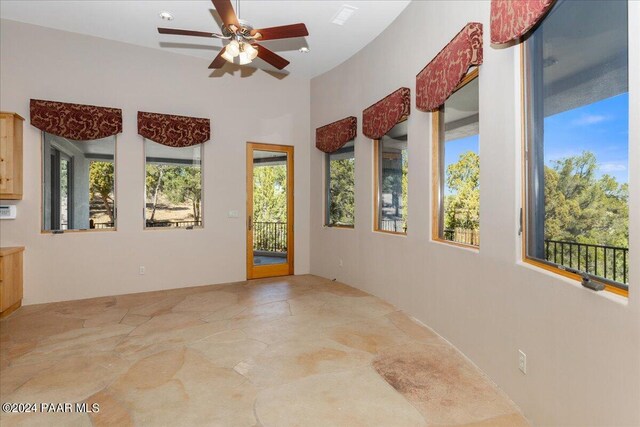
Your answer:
246;142;294;279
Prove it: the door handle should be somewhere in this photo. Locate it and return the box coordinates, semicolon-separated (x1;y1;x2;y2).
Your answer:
247;216;252;231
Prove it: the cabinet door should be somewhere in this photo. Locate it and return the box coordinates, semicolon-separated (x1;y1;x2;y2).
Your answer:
0;254;22;312
0;115;15;195
0;257;4;310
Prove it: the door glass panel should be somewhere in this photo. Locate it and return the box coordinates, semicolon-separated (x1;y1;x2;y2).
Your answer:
253;150;288;266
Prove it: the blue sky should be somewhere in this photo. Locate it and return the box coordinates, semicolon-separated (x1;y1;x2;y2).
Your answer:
544;93;629;183
443;92;629;190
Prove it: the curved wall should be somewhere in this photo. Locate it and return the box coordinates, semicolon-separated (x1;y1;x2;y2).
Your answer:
309;1;640;426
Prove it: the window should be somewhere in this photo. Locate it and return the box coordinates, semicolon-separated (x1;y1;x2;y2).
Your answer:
42;133;116;231
523;0;629;295
374;120;408;234
432;70;480;247
144;140;203;229
325;140;355;227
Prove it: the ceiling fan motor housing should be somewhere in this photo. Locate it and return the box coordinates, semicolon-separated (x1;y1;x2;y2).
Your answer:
222;19;256;40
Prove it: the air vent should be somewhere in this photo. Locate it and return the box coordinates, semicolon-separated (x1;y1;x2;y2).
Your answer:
331;5;358;26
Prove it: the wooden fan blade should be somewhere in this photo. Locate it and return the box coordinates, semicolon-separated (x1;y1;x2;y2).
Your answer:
254;44;290;70
209;47;227;69
158;28;216;38
212;0;240;31
251;23;309;41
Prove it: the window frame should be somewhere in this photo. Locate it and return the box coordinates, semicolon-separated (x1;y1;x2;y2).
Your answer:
49;148;74;231
142;139;205;231
519;24;629;297
431;68;480;250
373;120;408;235
40;132;117;234
324;142;355;229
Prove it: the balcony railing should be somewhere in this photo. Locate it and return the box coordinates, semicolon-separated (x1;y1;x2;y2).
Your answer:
90;220;113;229
443;228;479;246
254;221;287;253
381;219;407;233
545;240;628;285
146;220;202;228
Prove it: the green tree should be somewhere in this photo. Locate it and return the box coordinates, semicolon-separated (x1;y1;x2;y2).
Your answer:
253;164;287;223
544;151;628;247
444;151;480;230
329;157;355;225
401;150;408;226
89;161;115;222
162;166;202;222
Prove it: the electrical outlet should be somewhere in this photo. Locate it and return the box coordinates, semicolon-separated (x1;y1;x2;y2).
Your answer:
139;266;146;275
518;349;527;374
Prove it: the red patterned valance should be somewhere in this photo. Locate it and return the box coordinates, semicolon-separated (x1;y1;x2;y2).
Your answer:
490;0;555;45
362;88;410;140
138;112;210;147
416;23;483;112
30;99;122;141
316;116;357;153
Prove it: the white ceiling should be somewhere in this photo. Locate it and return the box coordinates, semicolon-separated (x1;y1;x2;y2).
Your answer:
0;0;410;78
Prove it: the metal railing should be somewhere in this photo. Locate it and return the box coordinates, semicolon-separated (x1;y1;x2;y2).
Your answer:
145;220;202;228
443;228;479;246
545;240;628;285
381;219;406;233
90;221;113;229
254;221;287;253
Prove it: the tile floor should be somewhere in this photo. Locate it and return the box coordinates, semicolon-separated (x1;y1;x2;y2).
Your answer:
0;275;529;426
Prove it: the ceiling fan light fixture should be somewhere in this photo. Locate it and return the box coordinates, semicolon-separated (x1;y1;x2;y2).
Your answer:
221;49;235;63
244;43;258;60
227;39;240;57
238;51;252;65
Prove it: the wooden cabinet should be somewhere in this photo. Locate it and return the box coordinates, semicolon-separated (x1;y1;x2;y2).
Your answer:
0;112;24;200
0;247;24;318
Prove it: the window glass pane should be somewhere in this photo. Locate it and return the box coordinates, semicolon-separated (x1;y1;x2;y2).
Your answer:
42;133;116;231
145;140;203;229
59;156;70;230
253;150;288;265
525;0;628;288
441;76;479;246
378;120;408;233
326;140;355;226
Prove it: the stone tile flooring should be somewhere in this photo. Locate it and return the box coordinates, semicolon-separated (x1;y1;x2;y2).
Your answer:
0;275;529;426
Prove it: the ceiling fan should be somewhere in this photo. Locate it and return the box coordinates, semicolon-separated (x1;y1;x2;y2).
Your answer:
157;0;309;71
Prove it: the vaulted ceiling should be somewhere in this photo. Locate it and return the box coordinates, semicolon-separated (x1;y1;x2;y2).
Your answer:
0;0;410;78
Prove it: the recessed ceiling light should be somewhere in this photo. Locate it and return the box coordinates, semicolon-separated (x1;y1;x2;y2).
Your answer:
331;5;358;26
299;47;310;53
159;11;174;21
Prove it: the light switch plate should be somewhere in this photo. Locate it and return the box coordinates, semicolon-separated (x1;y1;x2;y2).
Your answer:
518;349;527;374
0;205;17;219
228;210;239;218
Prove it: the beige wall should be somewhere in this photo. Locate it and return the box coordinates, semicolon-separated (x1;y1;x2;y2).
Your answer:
0;19;311;305
309;1;639;426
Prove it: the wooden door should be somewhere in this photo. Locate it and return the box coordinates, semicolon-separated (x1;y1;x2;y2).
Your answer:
246;142;294;279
